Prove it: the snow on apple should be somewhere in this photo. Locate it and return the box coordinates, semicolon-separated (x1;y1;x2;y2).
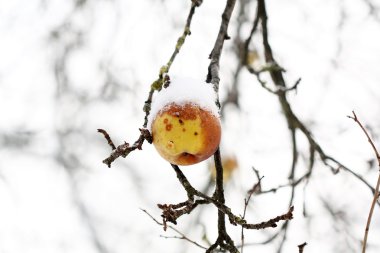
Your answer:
148;76;221;166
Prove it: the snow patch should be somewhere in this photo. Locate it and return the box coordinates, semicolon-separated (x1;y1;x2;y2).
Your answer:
147;76;220;131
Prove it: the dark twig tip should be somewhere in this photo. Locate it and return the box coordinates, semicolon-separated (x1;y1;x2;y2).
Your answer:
98;128;117;150
347;110;358;121
298;242;307;253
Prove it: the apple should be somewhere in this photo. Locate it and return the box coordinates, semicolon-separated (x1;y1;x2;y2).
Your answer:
209;155;238;182
151;102;221;165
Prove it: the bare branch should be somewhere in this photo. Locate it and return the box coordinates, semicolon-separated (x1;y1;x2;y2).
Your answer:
141;209;207;250
348;111;380;253
100;128;152;168
100;1;202;167
241;169;263;252
243;0;378;211
205;0;240;251
242;206;294;229
157;199;208;229
97;129;116;150
169;164;293;230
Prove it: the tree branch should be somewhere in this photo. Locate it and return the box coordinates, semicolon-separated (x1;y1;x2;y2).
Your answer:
206;0;237;109
243;0;378;207
141;208;208;250
99;128;152;167
241;168;263;252
168;164;293;230
348;111;380;253
99;1;202;167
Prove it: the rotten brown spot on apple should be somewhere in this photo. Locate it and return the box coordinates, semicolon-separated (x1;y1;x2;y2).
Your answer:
165;124;173;131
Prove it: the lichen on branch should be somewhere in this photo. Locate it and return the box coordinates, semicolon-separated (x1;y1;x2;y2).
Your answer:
99;1;202;167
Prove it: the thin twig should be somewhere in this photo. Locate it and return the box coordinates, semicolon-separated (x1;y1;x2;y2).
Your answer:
97;129;116;150
100;128;152;167
348;111;380;253
241;169;263;252
347;111;380;165
242;206;294;229
141;209;207;250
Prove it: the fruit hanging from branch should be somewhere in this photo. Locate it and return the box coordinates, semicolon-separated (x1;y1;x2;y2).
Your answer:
148;77;221;166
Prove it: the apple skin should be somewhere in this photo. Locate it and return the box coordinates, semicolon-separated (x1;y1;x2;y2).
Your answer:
151;102;221;166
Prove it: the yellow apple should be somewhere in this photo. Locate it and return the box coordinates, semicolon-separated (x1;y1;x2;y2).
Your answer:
151;102;221;165
209;155;238;182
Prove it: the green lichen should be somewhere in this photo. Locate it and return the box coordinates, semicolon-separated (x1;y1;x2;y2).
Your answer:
151;79;163;91
159;65;169;77
143;102;151;113
176;35;186;51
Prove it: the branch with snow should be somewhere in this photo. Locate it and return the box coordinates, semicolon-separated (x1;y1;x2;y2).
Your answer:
206;0;236;109
99;1;201;167
99;1;298;252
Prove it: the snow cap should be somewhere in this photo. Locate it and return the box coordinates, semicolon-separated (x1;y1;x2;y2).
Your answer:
147;76;220;131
